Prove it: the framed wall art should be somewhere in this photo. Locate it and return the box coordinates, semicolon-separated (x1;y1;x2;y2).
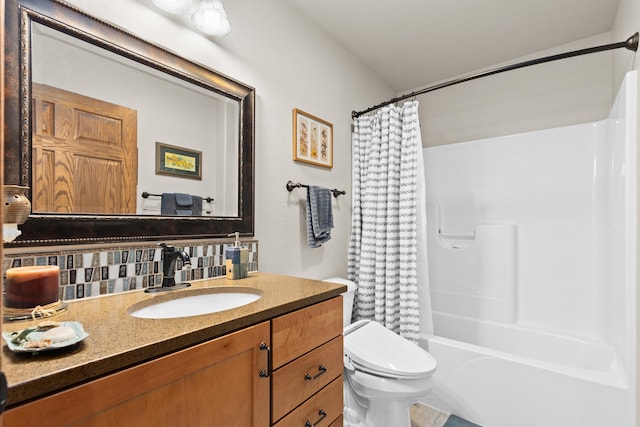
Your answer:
155;142;202;180
292;108;333;168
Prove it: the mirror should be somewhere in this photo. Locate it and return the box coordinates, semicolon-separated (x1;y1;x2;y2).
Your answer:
32;23;240;217
4;0;255;246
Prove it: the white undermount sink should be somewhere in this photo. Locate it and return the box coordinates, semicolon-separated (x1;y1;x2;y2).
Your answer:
128;288;262;319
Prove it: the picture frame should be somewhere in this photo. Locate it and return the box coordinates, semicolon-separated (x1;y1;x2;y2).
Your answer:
292;108;333;168
155;142;202;180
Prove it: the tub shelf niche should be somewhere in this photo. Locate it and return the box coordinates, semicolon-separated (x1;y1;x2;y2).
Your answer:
428;223;519;323
437;230;475;249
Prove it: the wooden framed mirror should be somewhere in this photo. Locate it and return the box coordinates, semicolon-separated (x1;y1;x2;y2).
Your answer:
3;0;255;246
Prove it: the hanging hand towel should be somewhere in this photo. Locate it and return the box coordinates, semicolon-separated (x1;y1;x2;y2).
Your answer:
306;186;334;248
161;193;177;215
190;195;203;216
175;193;193;216
161;193;203;216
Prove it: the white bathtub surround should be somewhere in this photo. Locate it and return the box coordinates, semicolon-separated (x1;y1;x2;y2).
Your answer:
420;71;637;427
349;101;429;342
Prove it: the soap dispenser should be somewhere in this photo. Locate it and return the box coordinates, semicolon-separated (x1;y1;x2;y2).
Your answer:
226;232;249;279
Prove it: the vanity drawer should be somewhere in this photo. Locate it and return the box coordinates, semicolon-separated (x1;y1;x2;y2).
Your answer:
329;414;343;427
272;335;343;421
273;376;343;427
271;296;343;368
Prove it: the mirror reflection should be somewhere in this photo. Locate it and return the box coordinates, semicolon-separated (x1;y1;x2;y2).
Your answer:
3;0;255;246
31;23;239;217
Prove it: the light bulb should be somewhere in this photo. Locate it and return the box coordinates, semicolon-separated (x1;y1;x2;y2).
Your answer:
192;0;231;36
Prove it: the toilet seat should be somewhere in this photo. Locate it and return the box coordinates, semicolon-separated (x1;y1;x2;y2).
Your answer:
344;320;436;379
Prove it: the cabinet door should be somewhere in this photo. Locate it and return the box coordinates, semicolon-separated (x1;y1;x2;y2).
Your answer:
4;321;271;427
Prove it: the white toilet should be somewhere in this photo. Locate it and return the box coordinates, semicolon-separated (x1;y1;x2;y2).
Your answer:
323;278;437;427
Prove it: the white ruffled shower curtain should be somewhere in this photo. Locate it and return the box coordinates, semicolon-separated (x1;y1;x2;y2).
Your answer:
348;101;432;343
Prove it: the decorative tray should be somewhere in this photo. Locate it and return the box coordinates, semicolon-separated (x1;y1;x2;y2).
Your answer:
3;302;68;322
2;321;89;353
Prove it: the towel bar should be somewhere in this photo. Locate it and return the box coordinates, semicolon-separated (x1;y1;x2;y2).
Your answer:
286;181;346;198
141;192;214;203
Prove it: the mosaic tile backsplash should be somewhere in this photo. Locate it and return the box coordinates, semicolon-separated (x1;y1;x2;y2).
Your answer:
2;239;258;303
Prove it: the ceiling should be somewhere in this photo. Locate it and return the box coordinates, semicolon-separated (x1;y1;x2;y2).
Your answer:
285;0;622;93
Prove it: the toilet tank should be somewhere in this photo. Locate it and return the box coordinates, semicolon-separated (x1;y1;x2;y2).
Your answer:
323;277;357;327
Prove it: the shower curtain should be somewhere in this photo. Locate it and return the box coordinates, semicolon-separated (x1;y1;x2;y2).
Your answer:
348;100;431;343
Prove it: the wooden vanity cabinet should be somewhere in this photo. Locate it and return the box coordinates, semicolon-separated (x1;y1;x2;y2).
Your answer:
3;297;345;427
271;296;343;427
4;321;271;427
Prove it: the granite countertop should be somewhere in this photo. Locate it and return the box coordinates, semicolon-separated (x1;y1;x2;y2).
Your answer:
1;272;346;407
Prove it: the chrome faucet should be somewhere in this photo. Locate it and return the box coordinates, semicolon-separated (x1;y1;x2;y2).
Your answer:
146;243;192;293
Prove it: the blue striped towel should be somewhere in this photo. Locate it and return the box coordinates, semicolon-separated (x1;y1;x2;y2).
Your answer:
306;186;334;248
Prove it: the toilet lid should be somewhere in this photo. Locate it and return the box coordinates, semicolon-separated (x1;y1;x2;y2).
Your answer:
343;320;437;379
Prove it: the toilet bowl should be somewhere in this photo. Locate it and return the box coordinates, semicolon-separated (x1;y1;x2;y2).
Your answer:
323;278;437;427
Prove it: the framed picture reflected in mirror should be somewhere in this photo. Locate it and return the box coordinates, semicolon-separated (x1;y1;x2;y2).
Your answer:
155;142;202;180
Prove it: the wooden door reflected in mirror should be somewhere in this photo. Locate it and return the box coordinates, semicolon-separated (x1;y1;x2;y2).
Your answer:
32;84;138;214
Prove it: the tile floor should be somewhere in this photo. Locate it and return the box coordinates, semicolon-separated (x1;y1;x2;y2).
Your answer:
410;403;449;427
411;403;482;427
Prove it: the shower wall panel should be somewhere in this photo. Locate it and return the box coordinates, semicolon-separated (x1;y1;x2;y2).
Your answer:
424;114;614;340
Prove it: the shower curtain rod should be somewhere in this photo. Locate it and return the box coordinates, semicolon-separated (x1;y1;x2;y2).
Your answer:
352;32;639;119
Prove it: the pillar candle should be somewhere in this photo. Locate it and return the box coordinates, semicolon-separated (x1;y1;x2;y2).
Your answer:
5;265;60;308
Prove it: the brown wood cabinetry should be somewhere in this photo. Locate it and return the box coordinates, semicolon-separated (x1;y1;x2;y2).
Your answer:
329;415;344;426
3;297;344;427
271;297;344;426
4;322;271;426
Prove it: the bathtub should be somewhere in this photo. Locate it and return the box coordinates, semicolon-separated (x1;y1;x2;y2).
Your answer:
418;312;632;427
419;72;638;427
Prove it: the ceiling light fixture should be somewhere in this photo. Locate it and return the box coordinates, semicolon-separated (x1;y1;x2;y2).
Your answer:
151;0;192;15
191;0;231;37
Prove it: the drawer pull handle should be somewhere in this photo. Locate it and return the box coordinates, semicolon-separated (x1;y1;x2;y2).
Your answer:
304;409;327;427
259;342;271;378
304;365;327;381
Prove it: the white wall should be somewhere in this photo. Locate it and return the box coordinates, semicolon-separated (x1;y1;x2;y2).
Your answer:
413;33;616;147
612;0;640;91
63;0;395;279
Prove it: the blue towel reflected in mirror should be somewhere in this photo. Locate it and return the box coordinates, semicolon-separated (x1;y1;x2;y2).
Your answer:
161;193;203;216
